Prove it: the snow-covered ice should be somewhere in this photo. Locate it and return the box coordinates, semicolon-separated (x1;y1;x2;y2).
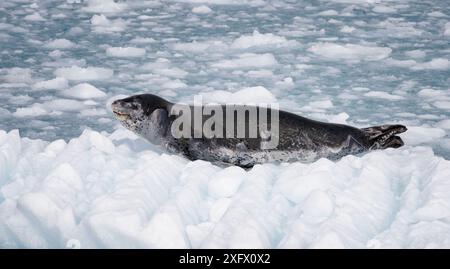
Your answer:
106;47;146;58
54;66;114;81
33;77;69;91
211;53;278;69
61;83;107;100
1;0;450;249
192;5;212;14
308;43;392;62
1;129;450;248
45;39;76;50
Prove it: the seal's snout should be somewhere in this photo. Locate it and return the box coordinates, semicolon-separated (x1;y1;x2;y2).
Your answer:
111;99;132;121
111;99;124;112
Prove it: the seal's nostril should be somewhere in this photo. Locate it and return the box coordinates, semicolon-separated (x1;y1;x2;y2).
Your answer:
111;100;123;109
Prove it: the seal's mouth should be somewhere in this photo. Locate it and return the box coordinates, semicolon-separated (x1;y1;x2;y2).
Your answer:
111;100;131;121
112;110;131;121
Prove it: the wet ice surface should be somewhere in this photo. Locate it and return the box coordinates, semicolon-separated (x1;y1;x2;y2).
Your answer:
1;0;450;248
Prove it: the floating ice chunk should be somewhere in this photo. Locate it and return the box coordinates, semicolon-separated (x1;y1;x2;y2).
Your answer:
317;10;339;16
9;95;33;105
80;108;107;117
172;0;265;6
0;108;10;116
42;99;88;112
106;47;146;58
154;67;188;78
68;26;84;35
192;5;212;14
405;50;426;59
33;77;69;90
171;40;227;53
276;77;295;89
309;100;334;109
208;166;245;198
172;42;210;52
329;0;376;3
90;14;127;33
246;69;273;78
211;53;278;69
388;58;450;70
340;25;356;33
200;86;277;104
373;5;397;13
13;104;48;117
82;0;127;13
417;88;447;99
130;37;156;44
13;108;49;118
436;120;450;130
329;112;349;124
45;39;76;49
52;13;67;19
61;83;106;99
90;14;108;25
411;58;450;70
364;91;404;100
140;58;171;71
308;43;392;62
2;68;33;83
54;66;113;81
384;58;415;68
24;12;45;21
402;126;446;145
433;101;450;110
230;30;290;49
49;50;64;58
428;11;446;17
161;79;187;89
444;22;450;36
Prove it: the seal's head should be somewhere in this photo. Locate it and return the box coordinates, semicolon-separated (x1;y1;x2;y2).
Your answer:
111;94;171;143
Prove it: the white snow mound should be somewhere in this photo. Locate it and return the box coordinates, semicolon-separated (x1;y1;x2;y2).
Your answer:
61;83;107;99
308;43;392;62
106;47;146;58
1;129;450;248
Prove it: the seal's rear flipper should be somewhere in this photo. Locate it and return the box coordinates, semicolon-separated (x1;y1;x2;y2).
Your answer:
361;124;407;150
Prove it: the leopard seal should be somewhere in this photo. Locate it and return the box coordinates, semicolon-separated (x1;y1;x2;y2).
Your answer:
111;94;407;168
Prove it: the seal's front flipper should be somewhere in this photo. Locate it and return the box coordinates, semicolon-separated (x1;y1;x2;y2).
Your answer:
382;135;404;149
361;124;407;150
